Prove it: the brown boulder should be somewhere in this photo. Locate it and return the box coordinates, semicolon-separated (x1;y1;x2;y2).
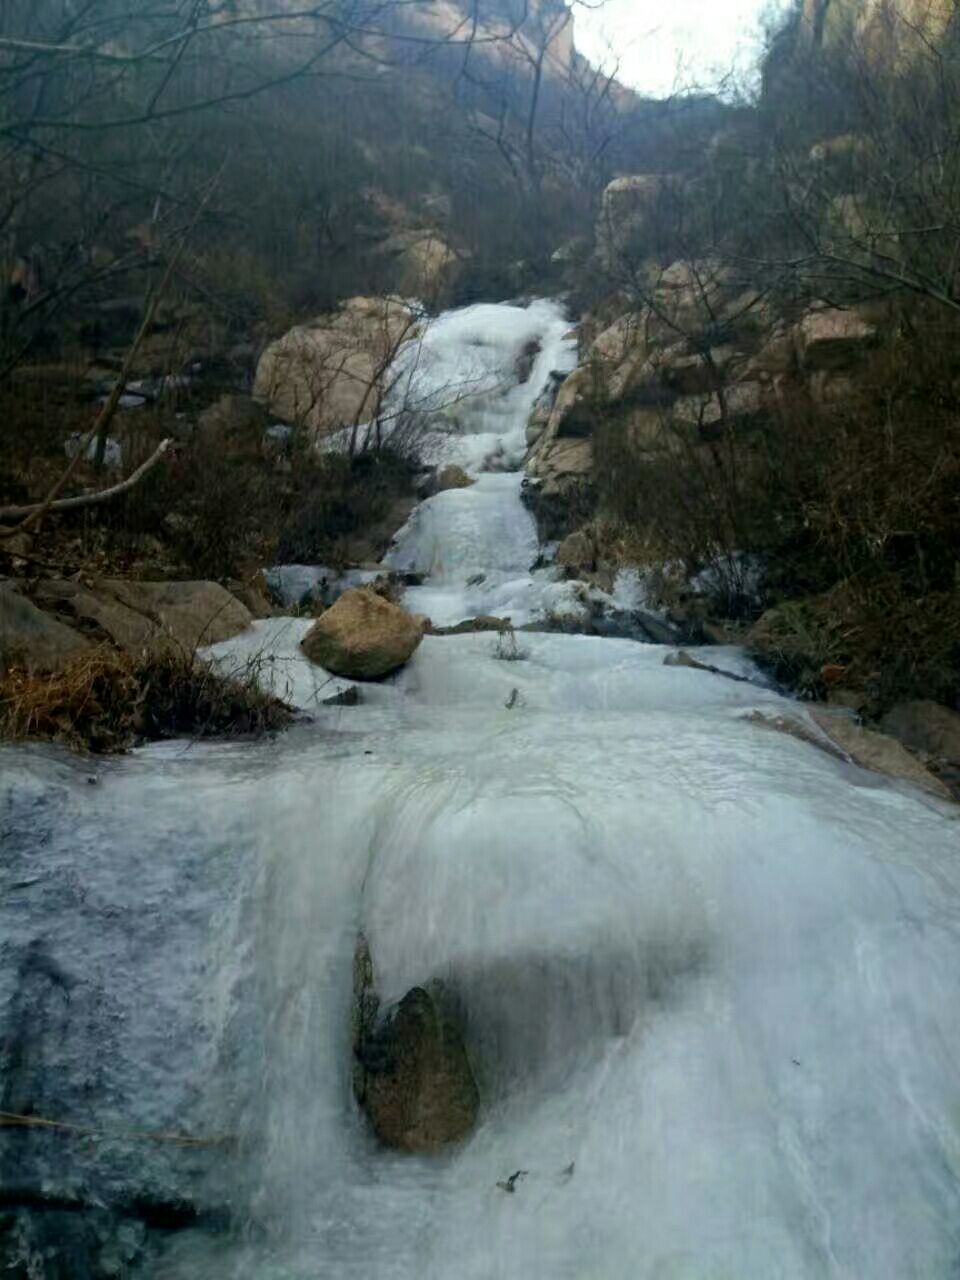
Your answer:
654;260;734;334
101;580;253;652
376;232;459;294
556;529;596;573
253;296;416;436
358;986;479;1154
0;582;92;674
542;365;597;440
301;587;423;680
527;437;593;490
34;579;253;656
797;308;876;370
35;579;155;654
584;313;655;403
596;174;680;266
436;464;474;492
226;573;277;620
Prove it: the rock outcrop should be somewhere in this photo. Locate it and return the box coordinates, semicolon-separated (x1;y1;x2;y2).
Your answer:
880;701;960;764
596;173;680;268
1;577;255;676
801;0;954;62
33;579;253;657
797;307;876;369
375;231;459;294
526;202;881;546
254;296;416;436
301;587;424;679
809;708;953;799
0;582;92;673
435;464;475;492
555;529;596;573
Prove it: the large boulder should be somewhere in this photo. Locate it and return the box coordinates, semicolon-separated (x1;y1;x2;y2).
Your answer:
253;296;416;436
653;259;735;333
544;364;597;438
796;307;876;370
0;582;92;674
136;579;250;649
356;986;479;1154
33;579;253;657
375;231;459;294
597;174;681;267
435;464;474;492
589;313;655;401
527;356;611;467
301;587;423;680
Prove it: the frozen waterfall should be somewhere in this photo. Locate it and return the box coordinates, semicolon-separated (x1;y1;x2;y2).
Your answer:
2;299;960;1280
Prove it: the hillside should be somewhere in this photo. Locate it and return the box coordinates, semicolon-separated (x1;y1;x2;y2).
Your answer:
2;4;960;1278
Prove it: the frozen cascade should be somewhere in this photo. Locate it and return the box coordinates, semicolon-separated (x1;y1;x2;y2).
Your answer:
2;300;960;1280
379;300;582;627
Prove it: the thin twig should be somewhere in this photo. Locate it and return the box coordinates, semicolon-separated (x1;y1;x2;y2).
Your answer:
0;1109;233;1148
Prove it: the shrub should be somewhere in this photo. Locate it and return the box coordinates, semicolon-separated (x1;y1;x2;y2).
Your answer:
491;627;527;661
0;648;292;753
595;321;960;708
276;448;417;566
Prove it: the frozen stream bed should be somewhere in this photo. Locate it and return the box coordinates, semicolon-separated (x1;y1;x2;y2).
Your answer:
3;637;960;1278
2;299;960;1278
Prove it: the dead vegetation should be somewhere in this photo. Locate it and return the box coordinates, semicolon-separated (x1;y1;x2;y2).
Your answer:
592;318;960;710
0;646;292;753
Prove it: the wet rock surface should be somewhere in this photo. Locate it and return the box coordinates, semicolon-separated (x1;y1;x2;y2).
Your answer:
355;986;479;1154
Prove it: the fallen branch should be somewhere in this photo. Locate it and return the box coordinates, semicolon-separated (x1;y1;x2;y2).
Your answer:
0;1108;232;1148
0;438;173;522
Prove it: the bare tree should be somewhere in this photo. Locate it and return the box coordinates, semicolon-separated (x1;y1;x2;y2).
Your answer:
745;0;960;315
0;0;546;373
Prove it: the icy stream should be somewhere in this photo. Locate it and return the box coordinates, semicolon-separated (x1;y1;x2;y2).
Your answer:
3;301;960;1279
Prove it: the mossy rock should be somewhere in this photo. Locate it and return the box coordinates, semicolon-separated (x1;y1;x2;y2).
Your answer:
355;985;479;1154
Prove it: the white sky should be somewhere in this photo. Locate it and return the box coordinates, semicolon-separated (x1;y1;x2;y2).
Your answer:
573;0;787;97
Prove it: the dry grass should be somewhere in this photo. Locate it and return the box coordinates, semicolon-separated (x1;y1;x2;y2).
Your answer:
0;646;292;753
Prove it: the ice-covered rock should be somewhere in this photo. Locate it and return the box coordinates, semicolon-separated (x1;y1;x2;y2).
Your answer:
355;984;479;1153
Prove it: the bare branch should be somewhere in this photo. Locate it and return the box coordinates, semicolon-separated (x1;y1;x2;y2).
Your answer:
0;439;173;524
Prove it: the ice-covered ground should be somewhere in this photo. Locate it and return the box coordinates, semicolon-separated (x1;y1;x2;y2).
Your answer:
159;301;960;1274
4;299;960;1279
111;636;960;1276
